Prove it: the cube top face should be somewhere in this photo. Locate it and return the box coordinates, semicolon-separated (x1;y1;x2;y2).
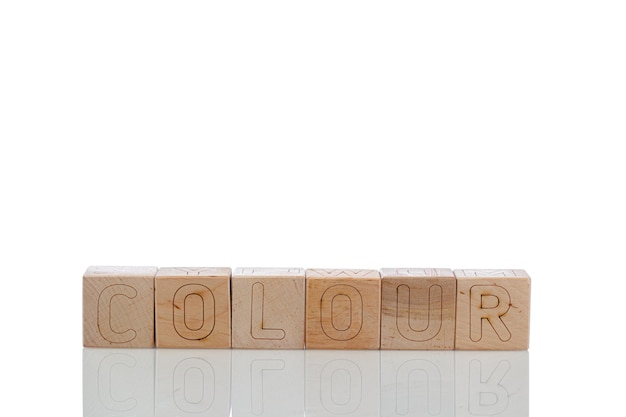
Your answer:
83;266;156;348
380;268;454;278
380;268;456;350
454;269;529;279
231;268;305;349
155;268;231;348
305;270;381;349
233;267;305;278
84;265;158;279
455;269;531;350
157;267;231;278
306;268;380;279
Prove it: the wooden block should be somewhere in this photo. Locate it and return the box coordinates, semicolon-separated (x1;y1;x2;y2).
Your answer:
454;269;531;350
231;267;305;349
305;269;381;349
380;268;456;350
83;266;157;348
155;267;231;348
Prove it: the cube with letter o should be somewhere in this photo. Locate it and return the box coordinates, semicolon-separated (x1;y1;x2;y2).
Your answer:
305;269;381;349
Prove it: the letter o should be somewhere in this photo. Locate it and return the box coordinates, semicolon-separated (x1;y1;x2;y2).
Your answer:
320;284;363;341
173;284;215;340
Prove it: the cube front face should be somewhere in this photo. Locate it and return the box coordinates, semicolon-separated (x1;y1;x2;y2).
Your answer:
231;268;305;349
155;267;231;348
305;269;381;349
381;268;456;350
83;266;157;348
454;269;531;350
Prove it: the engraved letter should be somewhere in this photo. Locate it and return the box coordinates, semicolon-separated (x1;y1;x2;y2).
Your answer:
321;285;363;341
396;284;442;341
251;283;286;340
470;285;511;342
173;284;215;340
98;285;137;343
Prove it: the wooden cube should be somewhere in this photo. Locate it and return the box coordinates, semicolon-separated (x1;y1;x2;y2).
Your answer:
232;267;305;349
305;269;381;349
155;267;231;348
83;266;157;348
380;268;456;350
455;269;531;350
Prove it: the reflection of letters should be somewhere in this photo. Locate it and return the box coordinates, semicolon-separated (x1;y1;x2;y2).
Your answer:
154;350;228;417
468;360;510;415
97;354;137;411
395;360;441;416
173;358;215;413
98;285;137;343
85;350;527;417
470;285;511;342
251;359;285;415
320;360;362;414
396;285;442;341
251;283;286;340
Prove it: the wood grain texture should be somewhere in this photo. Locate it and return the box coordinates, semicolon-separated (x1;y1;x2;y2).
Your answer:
454;269;530;350
305;269;381;349
83;266;157;348
231;267;305;349
155;267;231;348
380;268;456;350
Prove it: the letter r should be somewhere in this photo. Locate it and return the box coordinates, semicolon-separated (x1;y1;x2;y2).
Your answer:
470;285;511;342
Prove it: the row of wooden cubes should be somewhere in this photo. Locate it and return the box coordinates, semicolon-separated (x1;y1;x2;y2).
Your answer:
83;267;530;350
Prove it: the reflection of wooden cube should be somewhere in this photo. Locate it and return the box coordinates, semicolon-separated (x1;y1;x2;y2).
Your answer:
156;349;231;415
83;266;157;347
155;267;231;348
232;350;304;417
455;269;531;350
232;268;306;349
381;268;456;350
305;350;379;417
455;351;529;416
305;269;381;349
380;350;455;417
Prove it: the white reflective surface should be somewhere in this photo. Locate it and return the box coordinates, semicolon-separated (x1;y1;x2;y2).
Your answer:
83;349;528;417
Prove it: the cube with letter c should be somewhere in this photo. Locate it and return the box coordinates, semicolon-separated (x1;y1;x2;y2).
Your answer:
83;266;157;348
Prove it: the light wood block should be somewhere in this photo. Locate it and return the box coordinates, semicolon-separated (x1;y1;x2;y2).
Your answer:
305;269;381;349
83;266;157;348
155;267;231;348
232;268;305;349
454;269;531;350
380;268;456;350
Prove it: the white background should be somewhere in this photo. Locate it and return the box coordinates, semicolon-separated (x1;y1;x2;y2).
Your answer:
1;1;624;415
